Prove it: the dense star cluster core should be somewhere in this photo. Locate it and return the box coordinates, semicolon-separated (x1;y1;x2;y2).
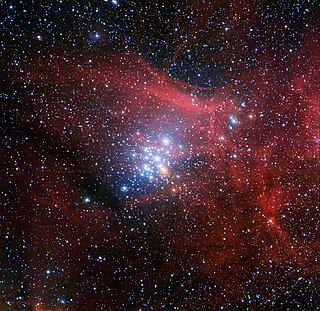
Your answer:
1;1;320;310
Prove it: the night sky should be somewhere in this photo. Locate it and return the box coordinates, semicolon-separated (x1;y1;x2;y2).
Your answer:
1;0;320;310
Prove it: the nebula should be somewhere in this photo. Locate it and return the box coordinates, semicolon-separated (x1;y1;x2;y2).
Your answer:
2;1;320;310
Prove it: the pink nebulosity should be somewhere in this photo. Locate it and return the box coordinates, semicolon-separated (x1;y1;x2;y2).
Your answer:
5;25;320;309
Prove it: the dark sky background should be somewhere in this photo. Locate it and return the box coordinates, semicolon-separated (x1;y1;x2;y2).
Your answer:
1;0;320;310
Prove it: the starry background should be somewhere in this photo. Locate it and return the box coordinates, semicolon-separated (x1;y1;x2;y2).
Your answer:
1;0;320;310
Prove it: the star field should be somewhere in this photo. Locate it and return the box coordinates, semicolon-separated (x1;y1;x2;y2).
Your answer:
1;1;320;310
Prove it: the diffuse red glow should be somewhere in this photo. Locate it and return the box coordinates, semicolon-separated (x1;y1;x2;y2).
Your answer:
6;30;320;309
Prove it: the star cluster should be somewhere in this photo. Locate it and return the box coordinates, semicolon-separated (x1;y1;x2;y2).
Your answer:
1;0;320;310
